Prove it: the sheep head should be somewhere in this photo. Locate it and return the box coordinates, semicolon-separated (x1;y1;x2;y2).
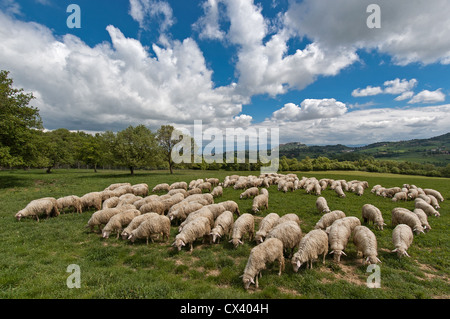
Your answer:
229;238;243;248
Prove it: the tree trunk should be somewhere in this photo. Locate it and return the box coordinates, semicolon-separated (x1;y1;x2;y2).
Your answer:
94;163;97;173
130;166;134;175
46;166;53;174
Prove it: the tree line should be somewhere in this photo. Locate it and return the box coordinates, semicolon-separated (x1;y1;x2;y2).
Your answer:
1;70;449;177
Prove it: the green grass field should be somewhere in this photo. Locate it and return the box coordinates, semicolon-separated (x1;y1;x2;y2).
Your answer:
0;169;448;299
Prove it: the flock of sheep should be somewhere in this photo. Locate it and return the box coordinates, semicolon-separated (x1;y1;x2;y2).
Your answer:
14;173;444;290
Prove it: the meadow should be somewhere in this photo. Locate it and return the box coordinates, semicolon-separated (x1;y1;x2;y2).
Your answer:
0;169;448;299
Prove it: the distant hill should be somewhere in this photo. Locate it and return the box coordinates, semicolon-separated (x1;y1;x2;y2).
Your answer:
279;132;450;167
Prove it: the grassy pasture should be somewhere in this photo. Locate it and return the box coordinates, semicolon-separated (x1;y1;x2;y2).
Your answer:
0;169;448;299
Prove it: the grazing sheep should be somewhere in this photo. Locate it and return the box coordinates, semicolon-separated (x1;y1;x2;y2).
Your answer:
167;202;204;222
102;196;120;209
104;183;131;191
117;194;141;207
121;213;159;240
172;216;211;252
266;221;302;257
391;224;414;258
205;178;220;186
260;188;269;197
417;194;432;204
392;191;408;202
255;213;280;243
426;194;441;209
252;194;269;213
241;238;285;290
15;197;60;222
102;209;141;239
327;217;361;263
334;185;346;198
196;182;212;192
218;200;241;217
407;189;419;200
391;208;425;235
361;204;386;230
352;226;381;265
80;192;103;212
211;186;223;198
178;207;215;232
186;188;202;196
229;213;255;248
414;198;440;217
202;203;228;219
86;208;123;232
139;200;166;215
57;195;82;214
274;213;301;228
131;183;149;197
161;193;185;213
282;181;295;193
184;193;214;205
314;210;346;230
412;208;432;232
371;185;382;193
316;197;331;214
355;184;364;196
423;189;444;202
210;211;234;243
170;181;188;191
167;189;188;197
291;229;328;271
152;183;170;193
128;215;171;244
240;187;260;199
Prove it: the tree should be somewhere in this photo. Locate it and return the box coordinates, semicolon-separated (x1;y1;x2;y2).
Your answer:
74;132;102;172
0;70;42;167
39;129;75;173
114;125;157;175
156;125;181;174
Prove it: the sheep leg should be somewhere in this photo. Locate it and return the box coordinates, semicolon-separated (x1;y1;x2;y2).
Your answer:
255;274;259;289
189;243;193;252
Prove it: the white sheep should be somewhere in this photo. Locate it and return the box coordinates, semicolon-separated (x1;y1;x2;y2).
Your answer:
86;207;123;232
218;200;241;217
251;194;268;213
128;214;171;244
412;208;432;232
273;213;301;228
152;183;170;193
210;211;234;243
314;210;346;230
327;217;361;263
266;221;302;257
316;197;331;214
291;229;328;271
355;184;364;196
260;188;269;197
282;181;295;193
80;192;103;212
102;209;141;239
391;224;414;258
167;201;204;222
334;185;346;198
131;183;149;197
121;213;160;240
426;194;441;209
139;200;166;215
414;198;440;217
102;196;120;209
172;216;212;252
229;213;255;248
392;191;408;202
352;226;381;265
56;195;82;214
15;197;60;222
361;204;386;230
170;181;188;191
104;183;131;191
391;207;425;235
211;186;223;198
423;188;444;202
240;187;260;199
241;238;285;290
255;213;280;243
196;181;212;192
178;207;215;232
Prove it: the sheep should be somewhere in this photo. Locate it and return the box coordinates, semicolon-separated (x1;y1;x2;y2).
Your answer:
260;188;269;197
210;211;234;243
152;183;170;193
314;210;346;230
423;189;444;202
169;181;188;191
391;208;425;235
352;226;381;265
291;229;328;271
102;196;120;209
240;187;260;199
361;204;386;230
117;194;141;207
178;207;215;232
414;198;440;217
139;200;166;215
104;183;131;191
229;213;255;248
251;194;268;213
391;224;414;258
202;203;228;219
211;186;223;198
255;213;280;243
274;213;301;228
241;238;285;290
56;195;82;214
102;209;141;239
205;178;220;186
172;216;211;252
128;214;171;244
196;181;212;192
15;197;60;222
131;183;149;197
167;202;204;222
184;193;214;205
121;213;159;240
282;181;295;193
160;193;185;213
316;197;331;214
355;184;364;196
80;192;103;212
327;217;361;262
417;194;432;204
265;221;302;257
334;185;346;198
167;189;188;197
407;189;419;200
427;194;441;209
371;185;382;193
110;185;133;197
218;200;241;216
86;208;123;232
412;208;432;232
392;191;408;202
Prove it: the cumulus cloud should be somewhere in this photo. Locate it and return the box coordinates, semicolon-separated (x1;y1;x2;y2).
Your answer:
352;86;383;97
284;0;450;66
408;89;446;104
129;0;175;32
192;0;225;40
272;99;347;122
394;91;414;101
352;78;418;98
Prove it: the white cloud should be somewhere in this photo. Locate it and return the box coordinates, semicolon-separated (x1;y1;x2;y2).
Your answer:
129;0;175;32
192;0;225;40
408;89;446;104
284;0;450;66
272;99;347;122
394;91;414;101
352;86;383;97
384;78;418;95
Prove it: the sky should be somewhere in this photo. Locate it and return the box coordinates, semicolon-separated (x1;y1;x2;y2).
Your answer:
1;0;450;146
